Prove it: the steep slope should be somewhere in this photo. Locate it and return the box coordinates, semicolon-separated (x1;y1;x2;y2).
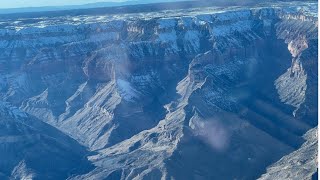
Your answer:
0;102;93;180
259;127;318;180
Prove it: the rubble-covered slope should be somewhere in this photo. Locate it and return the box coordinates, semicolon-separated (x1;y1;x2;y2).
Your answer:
259;127;318;180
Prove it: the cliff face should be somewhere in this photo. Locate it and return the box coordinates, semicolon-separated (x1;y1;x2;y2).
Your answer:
0;2;317;179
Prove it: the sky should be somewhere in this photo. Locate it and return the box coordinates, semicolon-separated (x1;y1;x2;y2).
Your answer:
0;0;129;8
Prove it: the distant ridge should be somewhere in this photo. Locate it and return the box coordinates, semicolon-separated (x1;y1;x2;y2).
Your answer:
0;0;315;17
0;0;191;15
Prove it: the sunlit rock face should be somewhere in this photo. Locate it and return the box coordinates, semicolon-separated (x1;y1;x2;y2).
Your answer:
0;1;317;179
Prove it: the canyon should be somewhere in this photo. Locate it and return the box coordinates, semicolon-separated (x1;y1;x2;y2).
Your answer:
0;1;318;179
